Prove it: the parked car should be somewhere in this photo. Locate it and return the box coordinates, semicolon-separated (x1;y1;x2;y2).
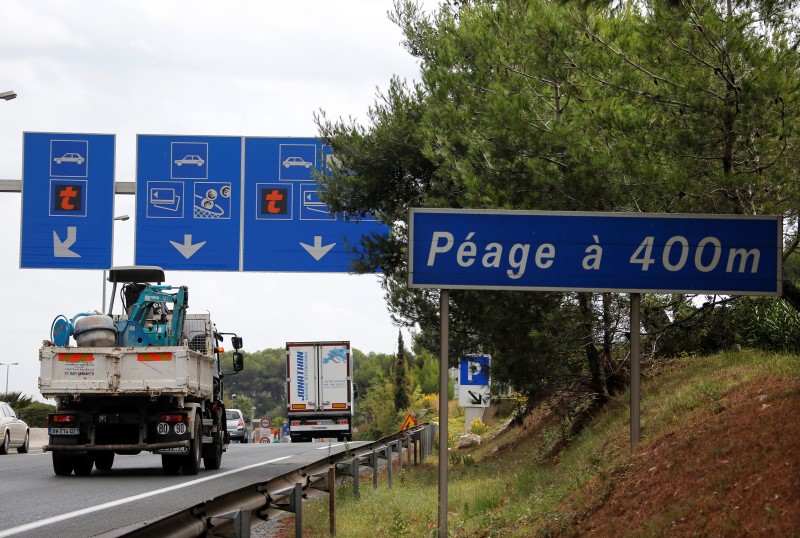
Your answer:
225;409;249;443
0;401;29;454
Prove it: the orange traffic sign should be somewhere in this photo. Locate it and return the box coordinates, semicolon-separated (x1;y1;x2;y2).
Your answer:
400;413;418;431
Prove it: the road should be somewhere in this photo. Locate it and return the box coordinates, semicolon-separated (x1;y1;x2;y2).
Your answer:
0;441;363;538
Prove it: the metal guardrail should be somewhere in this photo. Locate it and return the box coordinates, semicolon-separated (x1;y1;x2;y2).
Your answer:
120;423;438;538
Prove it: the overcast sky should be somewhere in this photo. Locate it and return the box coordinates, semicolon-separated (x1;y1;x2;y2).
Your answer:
0;0;432;398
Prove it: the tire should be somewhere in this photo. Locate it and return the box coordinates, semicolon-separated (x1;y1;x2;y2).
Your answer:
181;413;202;476
53;453;74;476
161;455;182;475
95;451;114;471
202;432;223;471
17;431;29;454
0;431;9;455
73;453;94;476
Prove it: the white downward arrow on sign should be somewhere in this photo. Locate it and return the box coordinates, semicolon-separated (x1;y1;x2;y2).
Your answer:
170;234;206;259
53;227;81;258
300;236;336;261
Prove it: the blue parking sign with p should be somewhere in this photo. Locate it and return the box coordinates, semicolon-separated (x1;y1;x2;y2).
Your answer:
460;355;490;386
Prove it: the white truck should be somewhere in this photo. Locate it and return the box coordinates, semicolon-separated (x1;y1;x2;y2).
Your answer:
39;266;244;476
286;341;356;442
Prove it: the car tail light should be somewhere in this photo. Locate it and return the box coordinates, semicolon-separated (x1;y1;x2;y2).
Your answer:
51;414;76;423
161;414;185;423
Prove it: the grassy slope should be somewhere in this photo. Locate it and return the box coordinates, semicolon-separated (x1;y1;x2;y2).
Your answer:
287;350;800;537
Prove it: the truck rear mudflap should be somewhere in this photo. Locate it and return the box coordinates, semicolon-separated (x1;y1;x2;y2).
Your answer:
44;440;189;452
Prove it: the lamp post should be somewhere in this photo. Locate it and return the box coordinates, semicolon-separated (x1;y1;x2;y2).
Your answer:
0;362;19;394
103;215;130;313
0;90;16;101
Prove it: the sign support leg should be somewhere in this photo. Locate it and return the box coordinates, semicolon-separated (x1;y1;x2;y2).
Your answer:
438;289;449;537
630;293;641;452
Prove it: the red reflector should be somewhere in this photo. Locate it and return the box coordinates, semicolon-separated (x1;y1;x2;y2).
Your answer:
161;414;185;423
52;415;76;423
138;352;172;362
290;421;300;426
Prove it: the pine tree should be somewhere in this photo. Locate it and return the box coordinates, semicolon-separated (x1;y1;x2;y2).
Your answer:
393;331;411;413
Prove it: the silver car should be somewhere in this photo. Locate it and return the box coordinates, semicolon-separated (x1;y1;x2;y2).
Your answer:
0;401;29;454
225;408;249;443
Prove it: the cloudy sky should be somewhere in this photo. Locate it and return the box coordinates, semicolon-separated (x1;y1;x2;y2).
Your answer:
0;1;432;398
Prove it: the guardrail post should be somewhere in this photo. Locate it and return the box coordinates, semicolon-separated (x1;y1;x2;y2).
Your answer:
397;440;403;474
414;431;419;465
385;444;393;488
328;467;336;536
352;458;360;500
293;483;303;538
406;436;411;467
371;449;378;489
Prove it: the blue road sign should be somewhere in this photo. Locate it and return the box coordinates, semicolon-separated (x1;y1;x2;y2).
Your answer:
459;355;490;407
135;135;242;271
460;355;490;386
20;132;115;269
408;209;782;295
242;137;388;272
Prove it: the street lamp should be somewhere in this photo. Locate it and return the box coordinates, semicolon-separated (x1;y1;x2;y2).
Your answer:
0;362;19;394
103;215;130;313
0;90;16;101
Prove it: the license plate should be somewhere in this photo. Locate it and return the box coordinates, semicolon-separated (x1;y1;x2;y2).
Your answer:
49;427;79;435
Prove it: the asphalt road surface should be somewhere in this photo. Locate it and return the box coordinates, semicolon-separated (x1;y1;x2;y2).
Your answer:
0;441;362;538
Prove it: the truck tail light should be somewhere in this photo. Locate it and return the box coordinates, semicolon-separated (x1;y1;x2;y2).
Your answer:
337;419;349;425
161;414;185;423
51;414;76;423
291;421;301;426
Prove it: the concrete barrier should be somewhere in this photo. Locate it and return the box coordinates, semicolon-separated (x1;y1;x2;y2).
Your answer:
29;428;48;450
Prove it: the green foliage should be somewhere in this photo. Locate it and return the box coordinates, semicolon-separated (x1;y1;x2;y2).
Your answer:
409;349;440;394
393;332;412;412
316;0;800;410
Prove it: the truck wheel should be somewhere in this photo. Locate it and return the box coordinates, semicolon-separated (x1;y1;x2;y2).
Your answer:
95;451;114;471
181;413;202;475
73;453;94;476
53;453;74;476
161;455;181;475
203;432;223;470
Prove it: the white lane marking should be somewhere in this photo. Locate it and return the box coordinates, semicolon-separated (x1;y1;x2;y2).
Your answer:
0;455;291;538
316;443;345;450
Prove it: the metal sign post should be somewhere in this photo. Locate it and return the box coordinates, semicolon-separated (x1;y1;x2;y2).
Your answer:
438;289;449;537
630;293;641;451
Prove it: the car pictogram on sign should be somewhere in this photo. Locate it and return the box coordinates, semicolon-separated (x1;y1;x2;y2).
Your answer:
174;155;205;166
282;156;312;169
54;153;85;165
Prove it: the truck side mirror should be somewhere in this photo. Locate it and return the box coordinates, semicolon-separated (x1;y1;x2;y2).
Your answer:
353;383;359;399
231;336;243;350
233;352;244;372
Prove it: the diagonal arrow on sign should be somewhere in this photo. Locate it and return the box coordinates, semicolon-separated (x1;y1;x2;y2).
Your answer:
300;235;336;261
170;234;206;259
53;227;81;258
